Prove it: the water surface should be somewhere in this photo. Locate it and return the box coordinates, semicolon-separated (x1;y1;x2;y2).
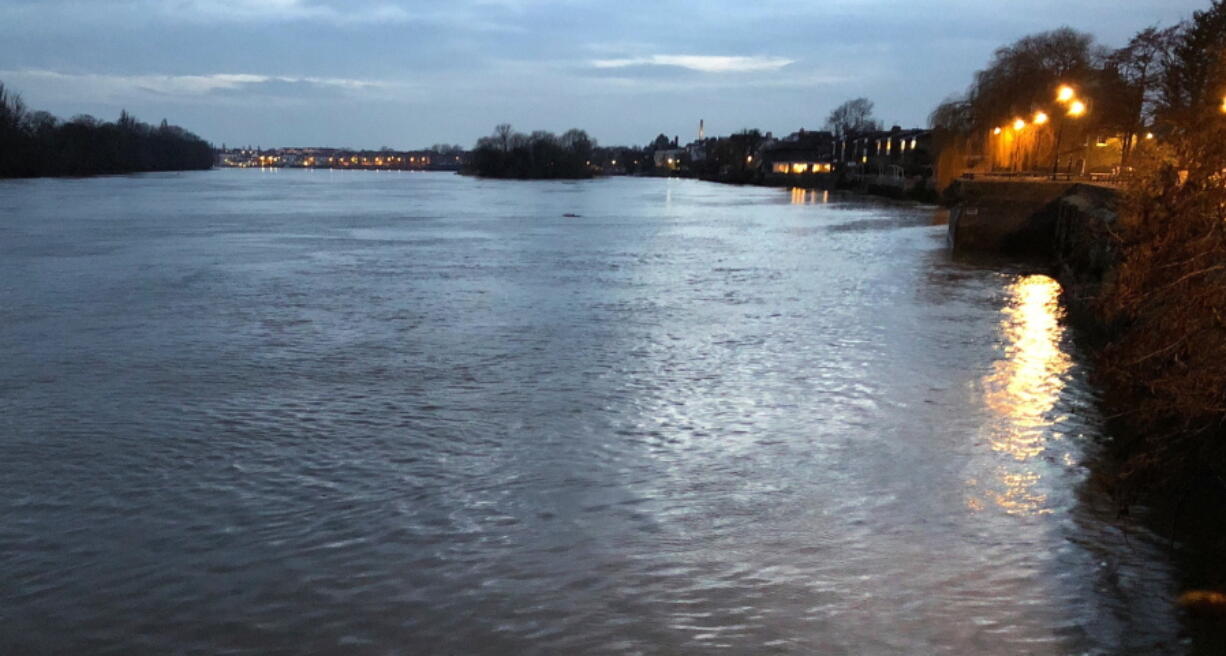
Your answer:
0;170;1189;653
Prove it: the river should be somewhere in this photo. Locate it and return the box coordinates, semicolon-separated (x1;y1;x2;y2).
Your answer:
0;169;1196;653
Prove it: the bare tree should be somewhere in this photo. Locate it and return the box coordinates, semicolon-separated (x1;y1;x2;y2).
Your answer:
1100;25;1180;161
825;98;882;138
494;123;514;152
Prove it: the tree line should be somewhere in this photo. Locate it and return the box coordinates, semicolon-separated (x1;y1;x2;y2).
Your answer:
0;82;214;178
928;24;1183;167
467;124;596;179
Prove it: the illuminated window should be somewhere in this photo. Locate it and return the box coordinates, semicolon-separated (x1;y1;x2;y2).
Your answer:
791;163;808;174
773;163;789;173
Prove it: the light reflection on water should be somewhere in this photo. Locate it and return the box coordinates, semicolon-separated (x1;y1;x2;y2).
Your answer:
790;187;830;205
974;275;1072;516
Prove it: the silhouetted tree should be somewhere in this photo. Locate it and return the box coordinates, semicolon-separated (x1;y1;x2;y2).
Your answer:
1099;26;1180;162
0;81;213;178
467;125;596;179
825;98;882;138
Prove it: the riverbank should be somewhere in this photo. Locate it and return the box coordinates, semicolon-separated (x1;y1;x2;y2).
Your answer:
950;179;1226;609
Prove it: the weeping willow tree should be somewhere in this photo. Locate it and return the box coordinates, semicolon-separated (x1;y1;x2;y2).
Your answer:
930;27;1113;176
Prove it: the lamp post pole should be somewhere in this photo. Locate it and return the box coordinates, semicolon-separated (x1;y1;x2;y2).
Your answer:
1051;121;1064;179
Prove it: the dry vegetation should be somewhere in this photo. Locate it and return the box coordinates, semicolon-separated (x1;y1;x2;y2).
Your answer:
1091;1;1226;513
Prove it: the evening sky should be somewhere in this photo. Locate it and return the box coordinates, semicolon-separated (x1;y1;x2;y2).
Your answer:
0;0;1207;148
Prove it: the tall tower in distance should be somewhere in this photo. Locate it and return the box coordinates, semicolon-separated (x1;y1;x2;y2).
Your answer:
699;119;705;141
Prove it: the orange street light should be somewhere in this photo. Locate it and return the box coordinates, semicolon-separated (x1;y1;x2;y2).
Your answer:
1033;111;1049;125
1146;132;1155;140
1057;85;1076;103
1012;118;1026;131
1220;96;1226;113
993;127;1003;135
1053;99;1086;178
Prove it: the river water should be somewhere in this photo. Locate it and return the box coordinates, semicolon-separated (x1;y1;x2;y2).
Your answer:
0;169;1196;653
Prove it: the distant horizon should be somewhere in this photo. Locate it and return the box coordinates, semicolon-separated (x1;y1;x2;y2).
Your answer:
0;0;1208;149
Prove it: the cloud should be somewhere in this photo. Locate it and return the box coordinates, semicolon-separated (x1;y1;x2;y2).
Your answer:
0;69;400;104
165;0;411;24
590;55;795;74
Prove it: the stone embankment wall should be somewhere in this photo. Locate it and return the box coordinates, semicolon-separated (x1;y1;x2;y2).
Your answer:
945;180;1114;255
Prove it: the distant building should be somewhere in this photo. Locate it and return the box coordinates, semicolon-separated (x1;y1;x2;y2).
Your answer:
836;126;936;194
760;129;836;184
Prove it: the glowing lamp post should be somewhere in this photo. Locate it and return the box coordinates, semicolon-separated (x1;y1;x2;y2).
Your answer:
1007;119;1027;171
1051;85;1087;178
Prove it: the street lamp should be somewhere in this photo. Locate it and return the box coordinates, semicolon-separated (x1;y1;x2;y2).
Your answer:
1033;111;1049;125
1051;85;1088;178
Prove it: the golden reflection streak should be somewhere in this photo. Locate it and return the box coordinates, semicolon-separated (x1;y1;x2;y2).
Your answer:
972;275;1072;515
790;188;830;205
